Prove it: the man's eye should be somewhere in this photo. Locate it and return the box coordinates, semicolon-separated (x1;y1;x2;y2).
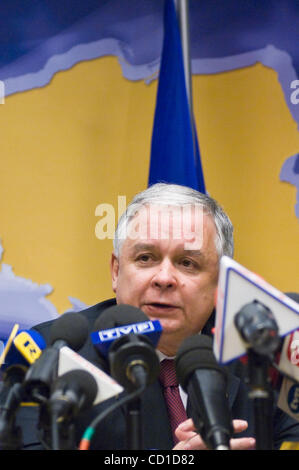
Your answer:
136;254;152;262
180;258;197;269
181;259;192;266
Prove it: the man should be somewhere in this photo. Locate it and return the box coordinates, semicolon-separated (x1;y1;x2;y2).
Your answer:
110;184;223;358
16;183;299;450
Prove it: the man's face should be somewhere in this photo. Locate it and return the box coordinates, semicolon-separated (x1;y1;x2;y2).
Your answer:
110;204;219;356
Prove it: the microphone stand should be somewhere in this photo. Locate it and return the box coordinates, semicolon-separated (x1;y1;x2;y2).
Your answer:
125;396;143;450
38;402;76;450
109;335;160;451
125;362;147;450
247;348;274;450
0;383;24;450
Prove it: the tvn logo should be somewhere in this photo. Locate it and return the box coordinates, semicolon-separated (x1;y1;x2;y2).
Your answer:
98;321;156;342
14;332;42;364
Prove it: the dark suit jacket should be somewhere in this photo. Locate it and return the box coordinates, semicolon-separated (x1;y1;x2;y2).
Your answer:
15;298;299;450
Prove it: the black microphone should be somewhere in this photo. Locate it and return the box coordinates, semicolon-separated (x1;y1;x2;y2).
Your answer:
92;304;160;390
234;300;280;450
49;369;98;421
44;369;98;450
23;312;89;402
0;328;46;450
92;304;161;450
175;334;233;450
234;299;280;358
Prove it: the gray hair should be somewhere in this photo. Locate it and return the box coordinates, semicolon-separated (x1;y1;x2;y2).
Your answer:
113;183;234;259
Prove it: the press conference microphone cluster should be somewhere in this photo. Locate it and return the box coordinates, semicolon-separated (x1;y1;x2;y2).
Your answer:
175;334;233;450
24;312;89;402
214;256;299;450
89;304;161;450
91;304;161;390
0;327;46;401
235;300;280;450
24;312;100;450
47;369;98;450
0;326;47;450
0;313;99;450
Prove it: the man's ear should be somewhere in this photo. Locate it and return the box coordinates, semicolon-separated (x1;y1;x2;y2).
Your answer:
110;252;119;293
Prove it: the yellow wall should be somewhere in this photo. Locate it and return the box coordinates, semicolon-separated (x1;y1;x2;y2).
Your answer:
192;63;299;291
0;56;298;315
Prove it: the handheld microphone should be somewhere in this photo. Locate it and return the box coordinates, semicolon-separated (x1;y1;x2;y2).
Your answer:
91;304;161;390
175;334;233;450
24;312;89;402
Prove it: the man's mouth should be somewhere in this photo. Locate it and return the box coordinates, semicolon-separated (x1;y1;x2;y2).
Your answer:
143;302;180;313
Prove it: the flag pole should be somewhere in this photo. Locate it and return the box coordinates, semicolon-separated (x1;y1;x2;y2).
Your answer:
175;0;198;176
175;0;193;115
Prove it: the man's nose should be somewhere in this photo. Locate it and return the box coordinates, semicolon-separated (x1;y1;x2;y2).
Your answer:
151;260;177;290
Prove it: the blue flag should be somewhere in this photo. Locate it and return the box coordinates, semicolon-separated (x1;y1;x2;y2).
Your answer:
148;0;206;193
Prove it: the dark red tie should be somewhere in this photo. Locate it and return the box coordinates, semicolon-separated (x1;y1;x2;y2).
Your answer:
159;359;188;445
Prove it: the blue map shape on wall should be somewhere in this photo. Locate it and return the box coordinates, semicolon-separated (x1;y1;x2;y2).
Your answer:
280;154;299;219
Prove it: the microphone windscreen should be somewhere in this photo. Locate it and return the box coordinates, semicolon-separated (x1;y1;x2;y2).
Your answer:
52;369;98;411
175;335;227;390
49;313;89;351
93;304;149;332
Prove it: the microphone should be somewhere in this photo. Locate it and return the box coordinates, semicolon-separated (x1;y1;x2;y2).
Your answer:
91;304;162;358
57;346;124;405
214;256;299;364
91;304;161;390
44;369;98;450
23;312;89;402
0;327;46;398
49;369;98;421
175;334;233;450
91;304;161;450
0;327;46;450
234;299;280;358
2;328;46;371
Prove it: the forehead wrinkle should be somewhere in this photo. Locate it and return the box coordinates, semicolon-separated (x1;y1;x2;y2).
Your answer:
181;249;204;258
125;241;206;261
129;242;158;254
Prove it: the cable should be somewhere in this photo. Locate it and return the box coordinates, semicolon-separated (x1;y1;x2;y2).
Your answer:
78;385;146;450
